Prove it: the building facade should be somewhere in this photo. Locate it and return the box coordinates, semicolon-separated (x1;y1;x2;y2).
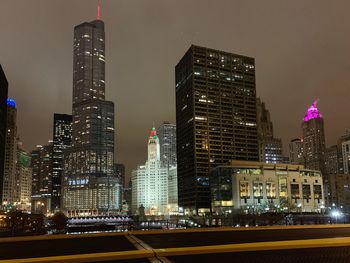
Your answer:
30;142;53;214
0;65;8;206
339;133;350;175
325;145;339;175
16;141;32;212
52;113;72;211
256;98;283;164
328;174;350;213
62;13;120;215
211;160;324;215
289;138;304;165
175;45;259;215
114;163;125;188
302;100;326;174
132;128;169;215
2;98;17;208
157;122;177;167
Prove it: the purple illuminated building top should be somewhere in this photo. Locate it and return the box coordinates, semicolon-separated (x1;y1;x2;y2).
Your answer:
303;99;323;122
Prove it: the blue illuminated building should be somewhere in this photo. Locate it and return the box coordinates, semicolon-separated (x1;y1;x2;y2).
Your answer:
6;98;16;108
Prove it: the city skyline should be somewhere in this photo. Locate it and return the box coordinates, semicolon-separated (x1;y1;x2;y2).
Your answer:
2;0;350;180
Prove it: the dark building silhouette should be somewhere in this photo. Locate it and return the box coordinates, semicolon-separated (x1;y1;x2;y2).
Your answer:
175;45;259;215
114;163;125;187
52;114;72;211
2;98;17;207
31;142;53;213
0;65;8;205
256;98;283;163
289;138;304;165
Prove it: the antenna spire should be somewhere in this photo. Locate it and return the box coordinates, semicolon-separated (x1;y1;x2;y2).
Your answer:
97;0;101;20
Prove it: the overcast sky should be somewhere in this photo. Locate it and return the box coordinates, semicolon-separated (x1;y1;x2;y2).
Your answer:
1;0;350;181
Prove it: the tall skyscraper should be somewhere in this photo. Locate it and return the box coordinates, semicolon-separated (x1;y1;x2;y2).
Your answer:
132;127;174;215
289;138;304;165
114;163;125;187
157;122;177;167
175;45;259;214
256;98;283;163
325;145;339;175
16;140;32;212
0;65;8;206
62;7;120;215
30;142;53;214
52;114;72;211
302;100;326;174
2;98;17;208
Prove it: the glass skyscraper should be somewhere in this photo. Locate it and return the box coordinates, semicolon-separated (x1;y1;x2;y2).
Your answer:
157;122;177;167
62;13;120;215
175;45;259;215
52;114;72;211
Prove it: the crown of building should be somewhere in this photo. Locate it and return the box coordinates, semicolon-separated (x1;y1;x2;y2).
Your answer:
303;99;323;122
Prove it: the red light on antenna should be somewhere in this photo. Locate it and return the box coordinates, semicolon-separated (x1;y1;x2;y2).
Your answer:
97;1;101;20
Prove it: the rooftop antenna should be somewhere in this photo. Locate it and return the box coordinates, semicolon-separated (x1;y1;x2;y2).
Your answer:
97;0;101;20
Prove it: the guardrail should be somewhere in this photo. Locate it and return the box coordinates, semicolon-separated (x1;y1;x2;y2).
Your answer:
2;225;350;262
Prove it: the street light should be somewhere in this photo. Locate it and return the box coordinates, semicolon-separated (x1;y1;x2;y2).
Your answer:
297;203;302;215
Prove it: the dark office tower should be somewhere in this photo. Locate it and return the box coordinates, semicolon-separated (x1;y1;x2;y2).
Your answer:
52;114;72;211
256;98;283;163
337;132;350;174
175;45;259;215
30;142;53;213
63;8;119;215
114;163;125;187
157;122;177;167
2;98;17;207
289;138;304;165
0;65;8;205
302;100;326;174
325;145;339;175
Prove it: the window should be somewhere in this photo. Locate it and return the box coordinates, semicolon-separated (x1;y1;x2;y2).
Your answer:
240;181;250;198
279;177;288;197
253;182;263;198
266;182;276;199
314;185;322;200
291;184;300;199
302;184;311;200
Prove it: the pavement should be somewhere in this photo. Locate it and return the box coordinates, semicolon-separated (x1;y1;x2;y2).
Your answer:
2;225;350;262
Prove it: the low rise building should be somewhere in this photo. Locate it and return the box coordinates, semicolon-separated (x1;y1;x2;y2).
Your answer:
210;160;324;215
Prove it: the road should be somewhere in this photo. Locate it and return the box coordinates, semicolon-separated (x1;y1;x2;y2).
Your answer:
2;225;350;262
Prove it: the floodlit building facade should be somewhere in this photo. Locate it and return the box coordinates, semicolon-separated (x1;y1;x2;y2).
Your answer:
176;45;259;215
211;160;324;215
132;127;177;215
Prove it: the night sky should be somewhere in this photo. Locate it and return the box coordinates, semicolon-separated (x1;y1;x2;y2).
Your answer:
1;0;350;181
